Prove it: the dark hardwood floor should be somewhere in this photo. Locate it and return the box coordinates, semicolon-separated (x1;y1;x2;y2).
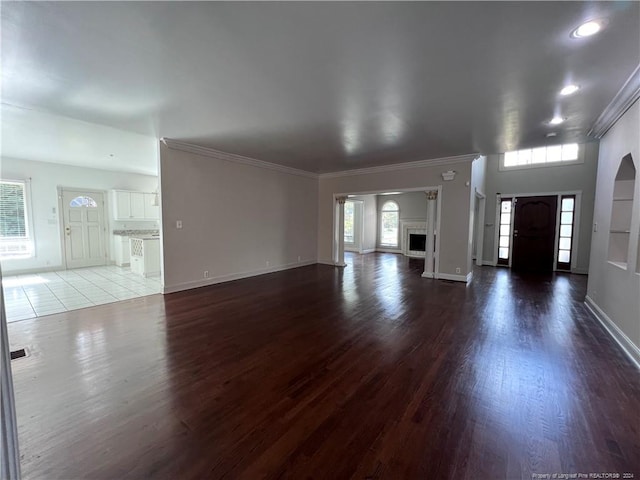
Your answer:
6;253;640;479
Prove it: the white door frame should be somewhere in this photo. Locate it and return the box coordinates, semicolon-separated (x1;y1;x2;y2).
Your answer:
58;187;110;270
474;189;486;267
493;190;583;272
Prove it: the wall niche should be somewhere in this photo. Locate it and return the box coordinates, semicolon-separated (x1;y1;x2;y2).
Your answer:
608;153;636;269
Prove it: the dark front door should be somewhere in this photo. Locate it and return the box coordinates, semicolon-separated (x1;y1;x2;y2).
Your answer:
512;196;558;272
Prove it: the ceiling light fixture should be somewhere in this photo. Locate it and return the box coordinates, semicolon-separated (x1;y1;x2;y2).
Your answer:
546;132;557;138
548;116;565;125
571;20;605;38
560;84;580;96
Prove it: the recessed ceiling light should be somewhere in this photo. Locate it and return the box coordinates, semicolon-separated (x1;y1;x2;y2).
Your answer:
546;132;557;138
548;116;565;125
571;20;605;38
560;84;580;96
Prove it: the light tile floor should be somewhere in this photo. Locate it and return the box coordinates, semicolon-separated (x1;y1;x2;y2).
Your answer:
2;266;162;323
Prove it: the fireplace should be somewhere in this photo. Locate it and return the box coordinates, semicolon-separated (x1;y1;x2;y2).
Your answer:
409;234;426;252
401;221;427;258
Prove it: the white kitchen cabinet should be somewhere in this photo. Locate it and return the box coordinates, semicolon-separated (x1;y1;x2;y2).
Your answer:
112;190;159;220
130;237;161;277
113;235;130;266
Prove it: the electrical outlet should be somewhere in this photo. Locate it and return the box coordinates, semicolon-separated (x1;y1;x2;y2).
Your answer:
297;255;301;262
456;267;461;274
176;220;182;229
204;271;209;278
266;260;270;267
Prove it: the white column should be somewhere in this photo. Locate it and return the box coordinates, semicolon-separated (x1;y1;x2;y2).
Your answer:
335;196;348;267
422;190;438;278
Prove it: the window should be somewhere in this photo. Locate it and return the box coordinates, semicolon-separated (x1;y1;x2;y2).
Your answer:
557;195;576;270
69;195;97;208
380;201;399;247
344;201;355;244
502;143;580;170
497;198;513;265
0;180;33;258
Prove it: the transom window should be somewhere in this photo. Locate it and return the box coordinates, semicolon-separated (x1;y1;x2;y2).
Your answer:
69;195;98;208
0;179;33;258
380;201;399;247
502;143;579;170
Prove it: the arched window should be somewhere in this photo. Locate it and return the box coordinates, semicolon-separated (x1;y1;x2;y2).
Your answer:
69;196;97;208
380;201;399;247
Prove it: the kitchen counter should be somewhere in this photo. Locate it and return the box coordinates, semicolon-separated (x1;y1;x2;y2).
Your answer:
113;229;159;236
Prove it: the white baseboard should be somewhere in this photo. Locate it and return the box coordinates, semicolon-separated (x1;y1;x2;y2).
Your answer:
375;248;402;254
421;272;434;278
436;272;470;283
584;295;640;369
163;260;316;294
317;260;336;266
360;249;376;254
482;260;496;267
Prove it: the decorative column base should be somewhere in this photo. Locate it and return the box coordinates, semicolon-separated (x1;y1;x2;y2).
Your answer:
421;272;434;278
335;262;347;268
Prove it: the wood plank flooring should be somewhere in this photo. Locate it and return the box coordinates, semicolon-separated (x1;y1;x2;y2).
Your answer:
6;253;640;479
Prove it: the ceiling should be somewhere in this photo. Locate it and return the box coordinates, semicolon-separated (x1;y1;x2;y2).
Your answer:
2;2;639;174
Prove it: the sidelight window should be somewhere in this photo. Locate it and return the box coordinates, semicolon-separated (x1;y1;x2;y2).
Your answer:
497;198;512;265
557;195;576;270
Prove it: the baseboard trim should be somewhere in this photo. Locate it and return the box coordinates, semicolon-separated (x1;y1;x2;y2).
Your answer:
375;248;402;254
584;295;640;369
437;272;470;283
571;267;589;275
482;260;496;267
360;249;376;254
421;272;434;278
163;260;316;294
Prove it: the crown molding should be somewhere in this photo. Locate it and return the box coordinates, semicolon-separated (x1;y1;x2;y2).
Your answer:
588;64;640;139
318;153;480;179
160;138;319;179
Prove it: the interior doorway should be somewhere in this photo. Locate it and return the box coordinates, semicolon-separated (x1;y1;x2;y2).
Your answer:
60;189;108;269
511;195;558;272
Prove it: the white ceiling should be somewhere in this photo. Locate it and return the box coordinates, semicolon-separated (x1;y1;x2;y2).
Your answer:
1;104;158;176
1;2;639;174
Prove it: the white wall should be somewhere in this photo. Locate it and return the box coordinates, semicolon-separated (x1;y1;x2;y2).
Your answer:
0;157;158;274
159;143;318;293
586;100;640;358
482;142;599;273
317;158;475;278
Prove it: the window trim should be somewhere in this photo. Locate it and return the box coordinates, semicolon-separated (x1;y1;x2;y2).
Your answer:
499;143;584;172
380;200;400;248
0;178;35;260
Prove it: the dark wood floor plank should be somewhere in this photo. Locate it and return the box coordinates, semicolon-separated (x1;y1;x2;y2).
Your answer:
6;253;640;479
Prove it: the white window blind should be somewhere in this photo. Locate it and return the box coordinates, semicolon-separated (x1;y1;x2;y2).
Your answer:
0;180;33;258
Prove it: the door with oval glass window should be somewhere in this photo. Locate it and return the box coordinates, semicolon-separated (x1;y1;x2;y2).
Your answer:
61;189;107;269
